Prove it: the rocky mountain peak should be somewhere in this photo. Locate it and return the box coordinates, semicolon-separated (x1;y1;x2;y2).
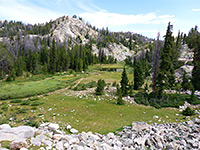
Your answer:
52;16;98;44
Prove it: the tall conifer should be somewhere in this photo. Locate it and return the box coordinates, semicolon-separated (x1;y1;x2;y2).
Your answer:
120;66;129;96
156;22;175;96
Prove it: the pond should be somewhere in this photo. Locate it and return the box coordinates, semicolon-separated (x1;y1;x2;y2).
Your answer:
100;68;123;72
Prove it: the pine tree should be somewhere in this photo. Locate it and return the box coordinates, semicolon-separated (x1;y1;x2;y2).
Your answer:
95;79;106;95
192;35;200;90
120;66;129;96
16;56;24;76
117;89;124;105
156;22;175;96
49;39;56;74
134;60;144;90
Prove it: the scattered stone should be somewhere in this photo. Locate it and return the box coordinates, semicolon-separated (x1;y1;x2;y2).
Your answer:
70;128;78;134
10;139;27;150
153;115;159;119
67;125;72;130
0;118;200;150
48;123;59;131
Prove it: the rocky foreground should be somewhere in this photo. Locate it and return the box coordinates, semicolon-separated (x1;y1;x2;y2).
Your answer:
0;118;200;150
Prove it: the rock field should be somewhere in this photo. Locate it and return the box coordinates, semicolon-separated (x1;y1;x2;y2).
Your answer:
0;118;200;150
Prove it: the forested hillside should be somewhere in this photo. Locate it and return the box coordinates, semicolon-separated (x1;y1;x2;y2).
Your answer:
0;16;153;80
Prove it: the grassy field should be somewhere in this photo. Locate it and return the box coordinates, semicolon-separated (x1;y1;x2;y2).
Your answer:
82;71;133;84
88;63;125;71
1;90;197;134
0;74;82;100
0;63;199;135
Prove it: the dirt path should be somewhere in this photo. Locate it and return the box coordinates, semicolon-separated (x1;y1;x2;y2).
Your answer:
72;78;84;89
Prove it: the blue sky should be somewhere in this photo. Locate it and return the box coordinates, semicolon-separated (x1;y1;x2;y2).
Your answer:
0;0;200;38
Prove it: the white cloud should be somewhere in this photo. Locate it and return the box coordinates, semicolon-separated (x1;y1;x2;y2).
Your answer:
80;11;176;28
192;9;200;12
0;0;63;24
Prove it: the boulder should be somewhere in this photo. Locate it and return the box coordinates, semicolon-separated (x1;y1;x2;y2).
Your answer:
70;128;78;134
10;139;27;150
132;122;149;131
12;126;35;138
0;124;11;130
153;115;159;119
52;134;63;140
0;132;16;142
192;118;200;124
56;141;64;150
48;123;59;131
30;134;46;146
134;137;147;146
66;125;72;130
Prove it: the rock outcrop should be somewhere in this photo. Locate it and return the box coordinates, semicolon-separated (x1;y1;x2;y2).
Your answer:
52;16;98;44
0;119;200;150
92;43;134;61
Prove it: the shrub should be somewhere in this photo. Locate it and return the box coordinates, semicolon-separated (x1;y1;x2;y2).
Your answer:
95;79;106;95
112;81;117;87
25;120;39;128
6;76;13;82
0;118;9;124
30;101;44;106
182;107;195;116
29;97;40;101
117;89;124;105
20;100;31;105
73;83;87;91
16;108;27;114
86;81;97;88
134;92;199;109
10;99;22;103
1;105;8;111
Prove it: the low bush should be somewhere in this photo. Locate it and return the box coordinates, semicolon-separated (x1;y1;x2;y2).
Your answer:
85;81;97;88
16;108;28;114
0;118;9;124
182;107;195;116
20;100;31;105
6;76;13;82
112;81;117;87
134;92;200;109
30;101;44;106
73;83;87;91
25;120;39;127
29;97;40;101
10;99;22;103
1;105;8;111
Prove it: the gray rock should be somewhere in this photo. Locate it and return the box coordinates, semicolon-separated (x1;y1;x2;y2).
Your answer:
48;123;59;131
70;128;78;134
0;124;11;129
100;143;112;150
153;115;159;119
192;118;200;124
56;141;64;150
134;137;147;146
0;132;16;142
67;125;72;130
64;142;69;149
13;126;35;138
30;134;47;146
132;122;149;131
43;140;52;147
10;139;27;150
52;134;63;140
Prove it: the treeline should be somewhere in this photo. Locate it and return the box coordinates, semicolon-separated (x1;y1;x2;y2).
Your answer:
0;20;54;38
94;28;151;51
0;37;116;80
